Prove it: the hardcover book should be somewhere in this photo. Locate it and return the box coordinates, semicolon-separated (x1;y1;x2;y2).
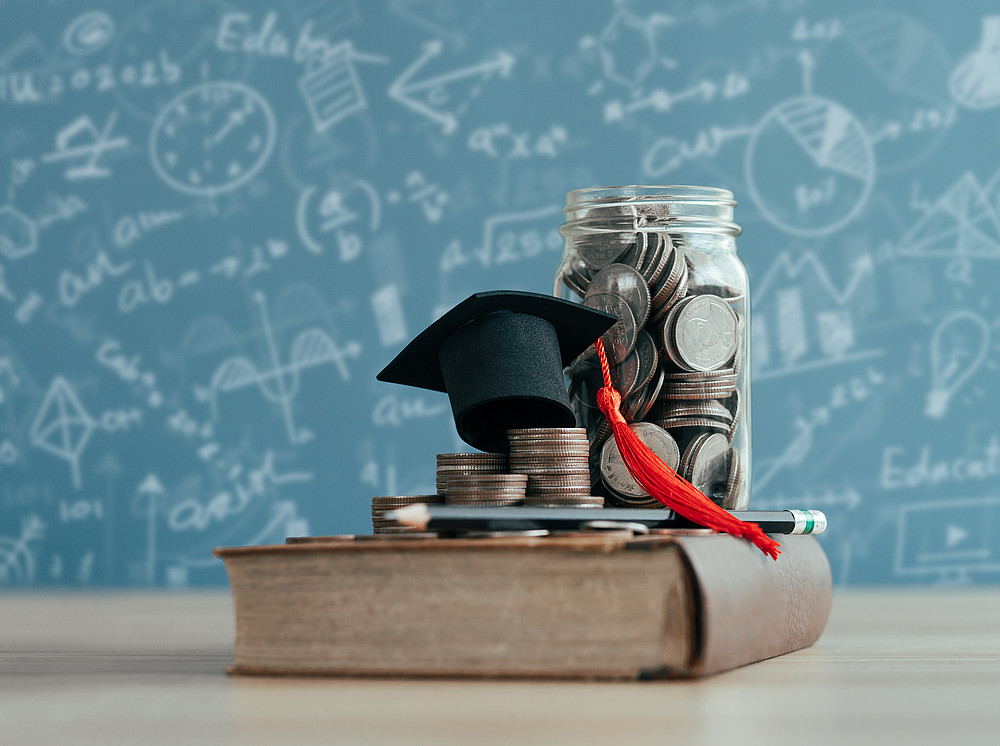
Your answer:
215;530;832;679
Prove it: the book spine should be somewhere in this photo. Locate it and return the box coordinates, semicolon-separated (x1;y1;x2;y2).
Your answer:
674;534;833;677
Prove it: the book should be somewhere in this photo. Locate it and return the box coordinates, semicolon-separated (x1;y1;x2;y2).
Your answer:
215;530;832;679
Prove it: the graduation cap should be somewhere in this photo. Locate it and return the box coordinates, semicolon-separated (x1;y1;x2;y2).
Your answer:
377;290;616;452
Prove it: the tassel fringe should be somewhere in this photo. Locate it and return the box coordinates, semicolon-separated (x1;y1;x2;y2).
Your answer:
595;339;780;560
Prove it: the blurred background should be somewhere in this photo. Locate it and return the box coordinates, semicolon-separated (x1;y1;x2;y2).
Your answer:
1;0;998;587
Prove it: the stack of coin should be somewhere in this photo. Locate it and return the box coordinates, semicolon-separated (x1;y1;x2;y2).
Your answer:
371;494;443;534
507;428;604;508
444;473;527;506
559;230;746;510
436;452;508;496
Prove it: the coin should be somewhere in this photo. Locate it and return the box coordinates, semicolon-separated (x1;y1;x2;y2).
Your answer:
586;263;651;330
723;448;742;510
507;427;595;506
683;432;730;503
631;329;659;392
670;294;739;372
640;232;670;285
649;249;689;322
600;423;680;499
618;231;651;270
574;231;633;270
581;292;638;365
611;346;641;398
622;373;658;423
507;427;588;438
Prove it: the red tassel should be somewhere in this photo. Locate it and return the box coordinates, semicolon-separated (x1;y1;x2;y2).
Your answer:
594;339;781;560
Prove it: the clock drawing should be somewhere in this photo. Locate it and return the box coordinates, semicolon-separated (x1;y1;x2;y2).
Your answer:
150;81;276;197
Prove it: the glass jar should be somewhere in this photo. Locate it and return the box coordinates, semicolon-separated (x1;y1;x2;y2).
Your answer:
555;185;751;510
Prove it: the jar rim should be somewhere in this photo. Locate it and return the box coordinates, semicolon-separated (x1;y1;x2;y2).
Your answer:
565;185;736;207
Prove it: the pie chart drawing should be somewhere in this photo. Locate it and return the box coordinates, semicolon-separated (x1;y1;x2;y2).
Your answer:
745;95;876;237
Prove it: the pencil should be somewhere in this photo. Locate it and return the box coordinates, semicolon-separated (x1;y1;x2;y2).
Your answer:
385;504;827;535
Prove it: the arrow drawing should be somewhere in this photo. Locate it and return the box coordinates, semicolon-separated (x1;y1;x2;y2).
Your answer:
389;39;515;134
133;473;165;586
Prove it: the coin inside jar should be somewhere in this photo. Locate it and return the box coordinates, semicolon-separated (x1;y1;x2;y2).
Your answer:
664;294;738;372
600;422;680;499
683;432;730;504
581;292;638;365
585;263;651;330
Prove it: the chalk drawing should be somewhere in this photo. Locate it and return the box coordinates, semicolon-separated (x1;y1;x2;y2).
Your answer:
389;39;515;134
745;94;876;237
925;310;991;419
29;377;95;489
580;0;675;90
0;204;36;260
62;11;116;57
41;112;130;180
296;177;381;259
203;291;361;443
109;0;253;120
0;514;45;586
896;497;1000;582
753;252;882;379
133;473;164;586
150;81;276;197
897;172;1000;260
950;17;1000;109
299;42;388;132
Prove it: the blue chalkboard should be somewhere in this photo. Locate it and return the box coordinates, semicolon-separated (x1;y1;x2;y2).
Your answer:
2;0;1000;586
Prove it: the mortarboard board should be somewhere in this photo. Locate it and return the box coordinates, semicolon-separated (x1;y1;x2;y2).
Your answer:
377;290;616;452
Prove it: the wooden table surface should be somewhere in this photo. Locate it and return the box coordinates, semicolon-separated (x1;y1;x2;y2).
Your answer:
2;589;999;745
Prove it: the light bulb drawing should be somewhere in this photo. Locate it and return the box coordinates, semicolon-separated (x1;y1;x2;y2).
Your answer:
950;16;1000;110
925;310;991;418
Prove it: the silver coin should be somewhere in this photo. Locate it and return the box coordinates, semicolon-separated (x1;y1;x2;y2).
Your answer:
507;427;588;437
655;417;730;435
586;263;651;330
650;247;689;318
657;399;733;422
575;231;633;270
686;432;730;503
436;453;509;462
723;448;741;510
726;390;741;443
617;231;651;270
631;329;659;391
639;232;667;282
671;294;739;372
623;368;664;422
611;346;641;398
600;423;680;499
371;494;443;505
581;292;638;365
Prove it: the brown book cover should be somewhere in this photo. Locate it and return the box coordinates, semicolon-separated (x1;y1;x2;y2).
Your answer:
215;531;832;680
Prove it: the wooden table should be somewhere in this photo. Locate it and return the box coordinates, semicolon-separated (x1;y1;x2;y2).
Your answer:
2;590;999;745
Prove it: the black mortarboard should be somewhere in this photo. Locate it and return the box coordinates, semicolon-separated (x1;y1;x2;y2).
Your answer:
377;290;616;452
